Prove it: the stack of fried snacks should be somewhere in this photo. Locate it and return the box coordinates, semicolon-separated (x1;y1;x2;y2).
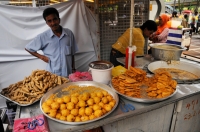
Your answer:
1;70;69;105
146;70;177;98
112;66;148;98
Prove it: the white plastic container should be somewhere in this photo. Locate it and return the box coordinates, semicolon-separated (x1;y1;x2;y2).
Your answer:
171;18;182;28
89;61;113;84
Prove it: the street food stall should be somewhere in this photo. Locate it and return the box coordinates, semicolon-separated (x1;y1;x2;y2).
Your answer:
0;0;200;132
9;57;200;132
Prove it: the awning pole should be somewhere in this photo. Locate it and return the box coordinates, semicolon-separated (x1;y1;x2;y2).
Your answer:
128;0;134;68
130;0;134;47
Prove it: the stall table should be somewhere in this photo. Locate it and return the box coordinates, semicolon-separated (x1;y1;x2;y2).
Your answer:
15;57;200;132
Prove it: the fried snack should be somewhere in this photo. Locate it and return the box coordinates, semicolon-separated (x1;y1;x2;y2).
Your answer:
146;71;177;99
112;66;148;98
112;66;177;99
1;70;69;105
42;85;116;122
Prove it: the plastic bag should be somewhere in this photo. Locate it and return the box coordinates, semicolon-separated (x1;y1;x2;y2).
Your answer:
69;71;92;82
13;114;50;132
112;65;127;77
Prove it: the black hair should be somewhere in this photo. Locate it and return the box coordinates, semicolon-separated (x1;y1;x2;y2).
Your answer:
140;20;157;32
172;11;178;17
195;11;198;15
43;7;59;21
184;14;188;19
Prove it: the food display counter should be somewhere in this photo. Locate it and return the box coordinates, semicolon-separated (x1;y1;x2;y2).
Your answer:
14;57;200;132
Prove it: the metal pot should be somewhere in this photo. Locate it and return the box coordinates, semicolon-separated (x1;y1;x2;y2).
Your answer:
89;61;114;84
149;43;187;61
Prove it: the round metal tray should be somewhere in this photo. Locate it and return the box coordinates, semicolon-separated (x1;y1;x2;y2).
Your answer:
110;82;177;103
40;81;119;125
147;61;200;81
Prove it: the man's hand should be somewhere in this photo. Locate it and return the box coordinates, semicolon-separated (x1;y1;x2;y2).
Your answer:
72;69;76;73
40;55;49;63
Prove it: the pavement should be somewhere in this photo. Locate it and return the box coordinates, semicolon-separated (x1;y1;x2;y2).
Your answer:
181;34;200;62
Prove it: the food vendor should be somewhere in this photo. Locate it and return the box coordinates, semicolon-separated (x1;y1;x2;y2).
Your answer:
110;20;157;67
25;7;78;77
149;14;170;43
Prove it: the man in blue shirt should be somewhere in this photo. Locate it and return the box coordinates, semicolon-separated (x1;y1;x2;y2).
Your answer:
25;7;78;77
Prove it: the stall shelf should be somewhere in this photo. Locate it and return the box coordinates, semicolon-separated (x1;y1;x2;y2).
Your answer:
15;58;200;132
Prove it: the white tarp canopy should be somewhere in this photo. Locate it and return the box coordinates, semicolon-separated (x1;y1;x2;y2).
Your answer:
0;0;98;90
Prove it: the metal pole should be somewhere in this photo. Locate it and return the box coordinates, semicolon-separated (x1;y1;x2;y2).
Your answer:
173;0;176;12
127;0;134;68
129;0;134;47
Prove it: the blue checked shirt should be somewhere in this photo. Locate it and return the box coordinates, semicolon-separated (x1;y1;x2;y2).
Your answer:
25;27;78;77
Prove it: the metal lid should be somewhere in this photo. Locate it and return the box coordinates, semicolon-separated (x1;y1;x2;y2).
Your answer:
89;61;113;69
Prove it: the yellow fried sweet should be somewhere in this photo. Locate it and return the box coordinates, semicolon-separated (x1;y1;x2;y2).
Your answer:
99;102;104;108
74;116;81;122
90;92;97;98
79;107;85;116
109;101;115;107
82;93;90;101
56;98;64;104
87;98;94;106
55;113;62;119
59;116;66;121
42;102;48;109
93;97;101;104
49;109;57;118
94;110;103;117
61;109;70;116
71;96;79;104
60;103;66;110
71;92;79;97
102;109;107;115
85;107;93;116
46;99;54;106
89;114;96;120
63;96;71;103
102;97;108;104
102;90;108;96
96;92;104;98
78;100;86;107
81;115;89;121
71;109;79;116
104;104;112;112
66;102;75;110
106;95;113;102
67;114;75;122
43;106;51;114
93;104;101;111
51;102;60;110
